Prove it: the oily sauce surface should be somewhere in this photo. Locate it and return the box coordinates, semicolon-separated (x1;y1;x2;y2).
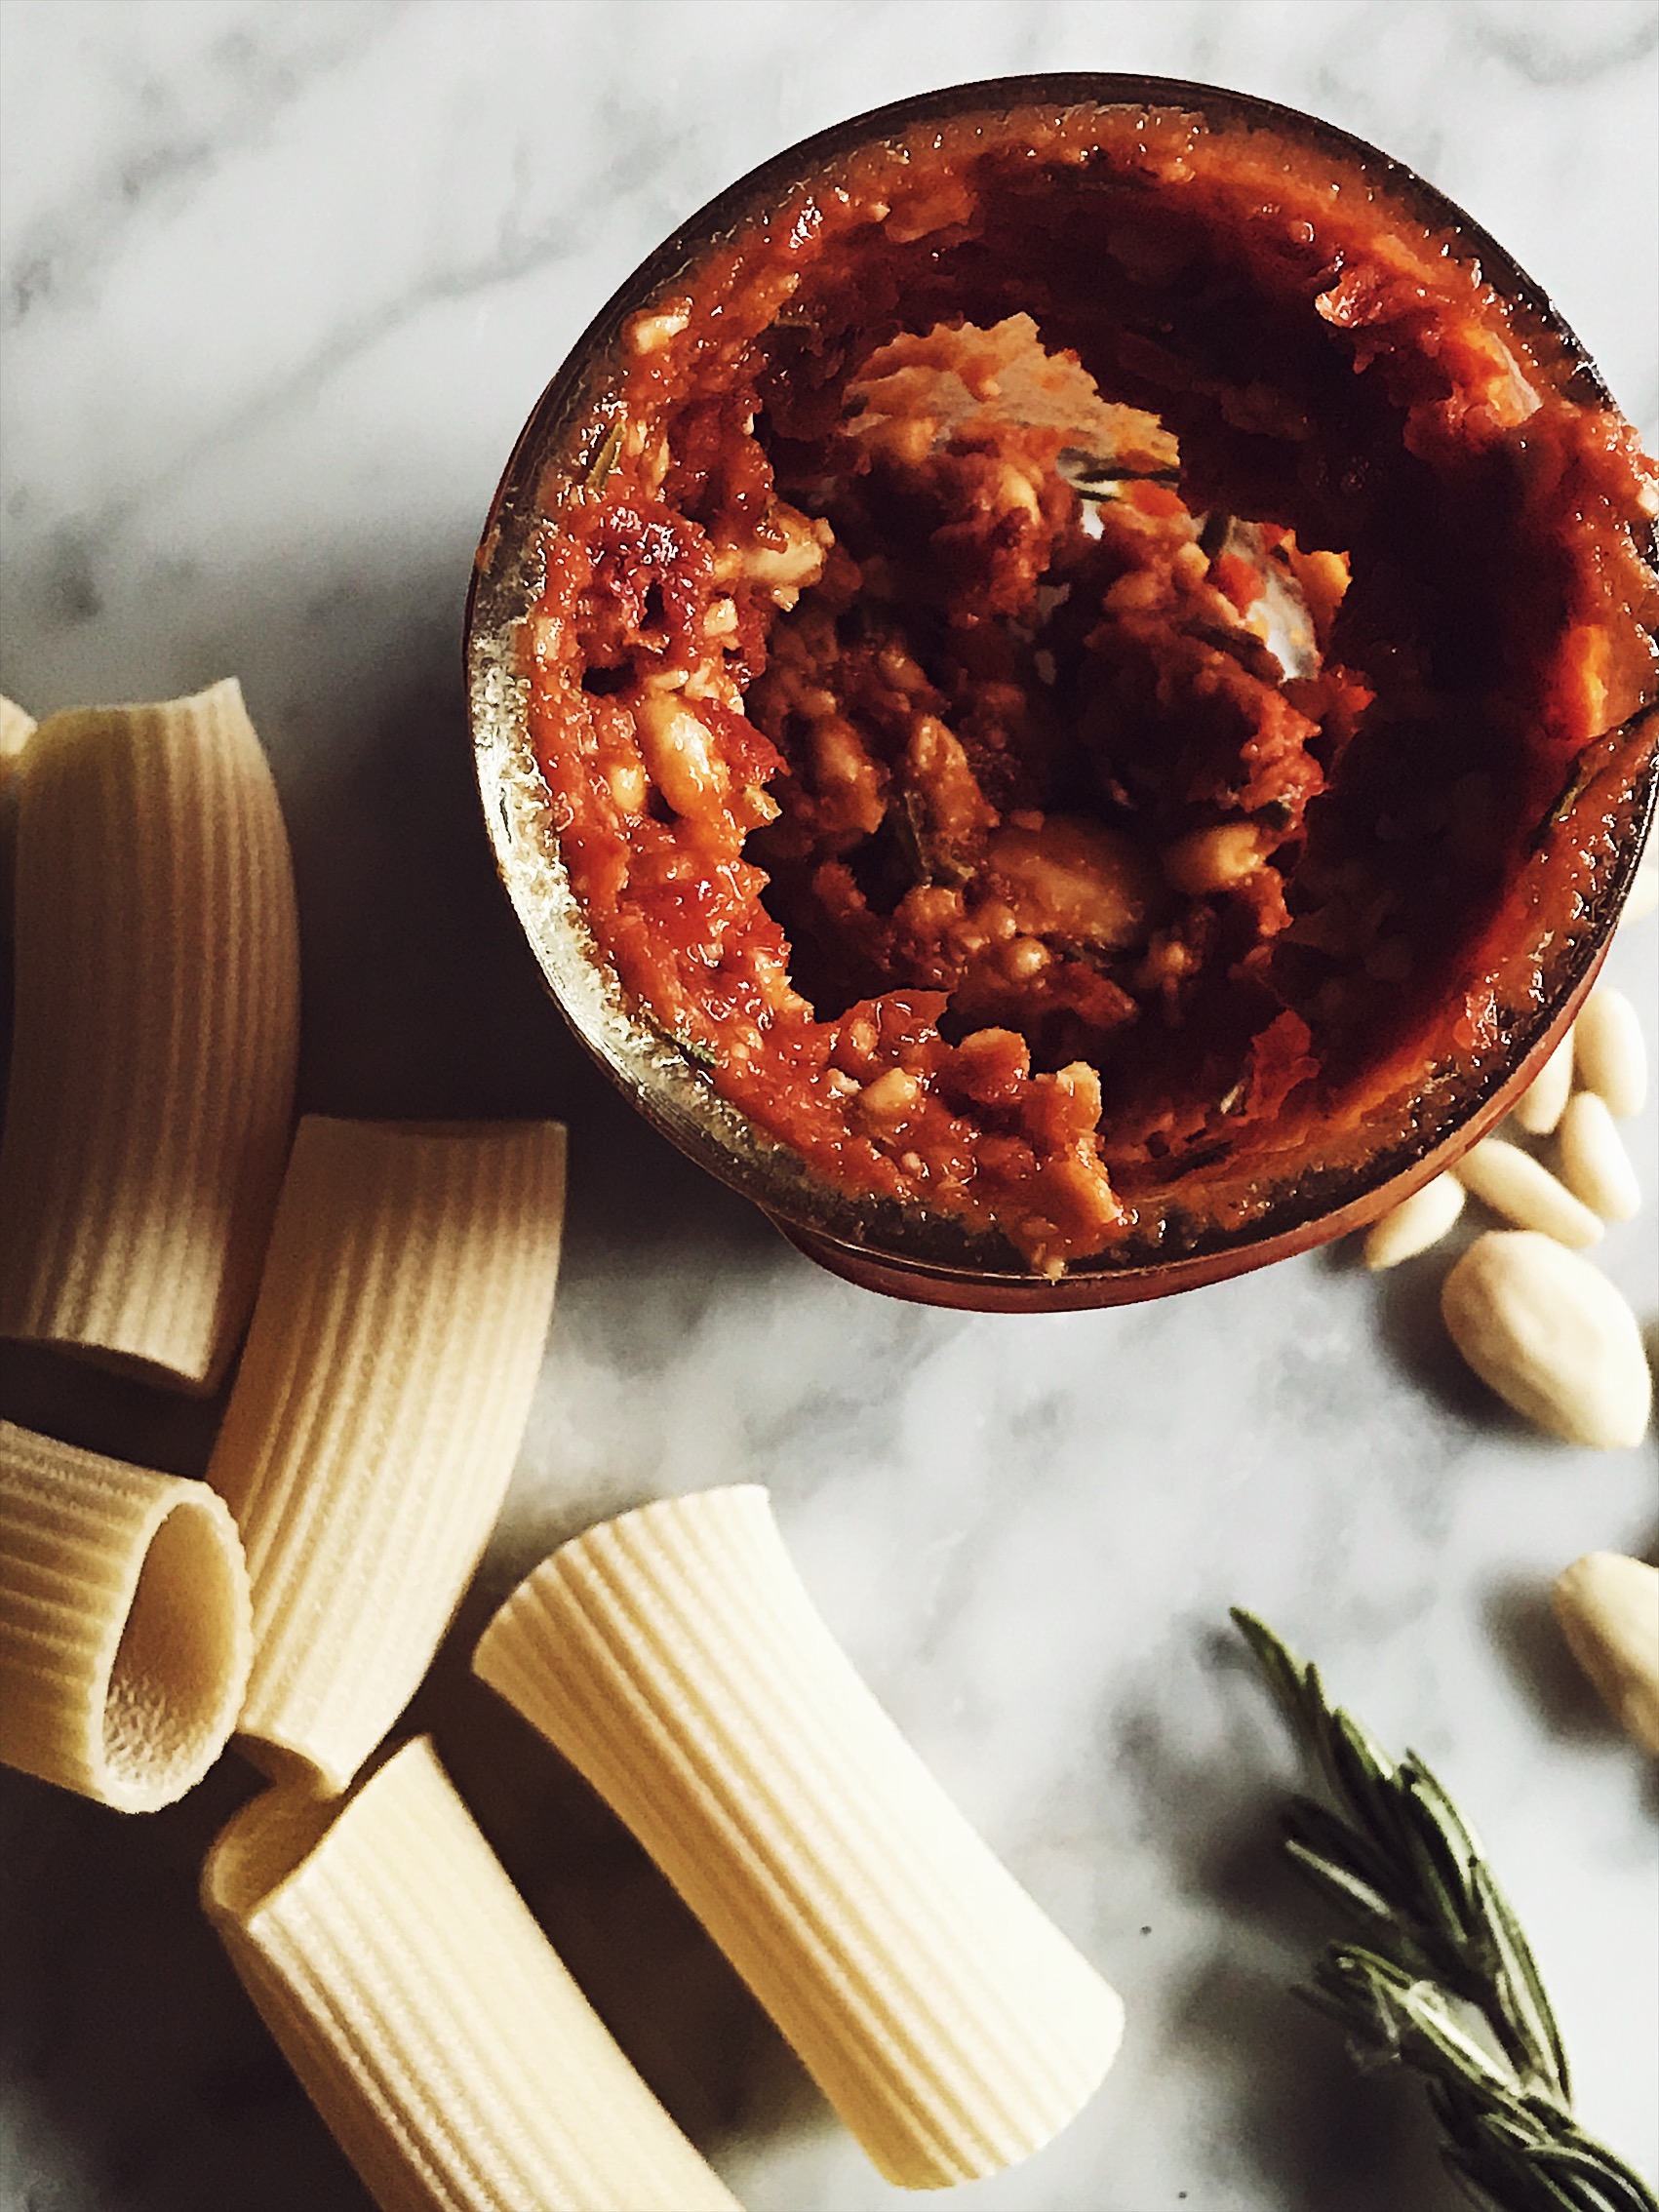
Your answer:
525;104;1658;1273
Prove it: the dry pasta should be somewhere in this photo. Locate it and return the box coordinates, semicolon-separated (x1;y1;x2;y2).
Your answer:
203;1737;740;2212
0;1420;252;1812
473;1484;1126;2190
0;679;299;1391
211;1116;565;1797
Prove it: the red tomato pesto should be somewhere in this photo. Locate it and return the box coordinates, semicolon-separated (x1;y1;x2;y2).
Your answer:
524;102;1658;1276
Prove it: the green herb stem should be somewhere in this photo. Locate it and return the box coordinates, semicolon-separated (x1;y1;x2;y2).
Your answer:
1232;1608;1656;2212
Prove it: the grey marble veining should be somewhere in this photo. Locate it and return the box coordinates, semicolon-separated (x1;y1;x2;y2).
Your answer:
1;5;1655;2209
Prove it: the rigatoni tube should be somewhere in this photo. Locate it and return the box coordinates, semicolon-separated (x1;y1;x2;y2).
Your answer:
0;1421;252;1811
0;680;299;1391
474;1485;1125;2190
203;1738;740;2212
210;1117;565;1797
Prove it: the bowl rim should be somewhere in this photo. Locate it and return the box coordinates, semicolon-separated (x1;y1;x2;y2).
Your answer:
465;72;1657;1308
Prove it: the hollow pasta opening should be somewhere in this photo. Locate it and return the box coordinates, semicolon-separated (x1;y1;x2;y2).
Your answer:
101;1495;246;1807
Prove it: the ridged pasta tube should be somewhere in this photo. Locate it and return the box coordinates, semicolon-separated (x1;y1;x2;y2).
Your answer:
473;1485;1126;2190
0;1420;252;1811
211;1117;566;1797
203;1738;740;2212
0;680;299;1391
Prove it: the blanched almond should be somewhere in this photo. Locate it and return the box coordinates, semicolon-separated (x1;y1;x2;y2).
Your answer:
1363;1173;1465;1270
1441;1231;1650;1448
1552;1553;1659;1754
633;693;726;819
1452;1137;1602;1248
1557;1090;1640;1221
1573;986;1646;1118
1509;1031;1573;1136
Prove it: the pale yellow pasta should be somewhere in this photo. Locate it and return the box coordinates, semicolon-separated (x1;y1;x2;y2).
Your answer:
203;1738;740;2212
0;1420;252;1811
0;679;299;1391
473;1485;1125;2190
211;1116;565;1797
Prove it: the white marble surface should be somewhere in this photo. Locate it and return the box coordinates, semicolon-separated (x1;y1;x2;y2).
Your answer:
1;4;1655;2208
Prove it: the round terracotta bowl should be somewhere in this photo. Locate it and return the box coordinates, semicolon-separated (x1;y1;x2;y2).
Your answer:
466;74;1657;1312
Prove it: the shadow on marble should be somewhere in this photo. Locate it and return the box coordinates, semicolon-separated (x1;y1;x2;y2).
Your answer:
1485;1566;1659;1823
0;1758;371;2212
1308;1192;1513;1442
1312;1228;1366;1275
1366;1229;1504;1429
274;591;785;1282
1101;1639;1469;2212
1482;1571;1624;1745
0;1337;226;1482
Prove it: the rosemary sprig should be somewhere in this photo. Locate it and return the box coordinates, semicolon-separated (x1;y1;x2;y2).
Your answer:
1233;1608;1657;2212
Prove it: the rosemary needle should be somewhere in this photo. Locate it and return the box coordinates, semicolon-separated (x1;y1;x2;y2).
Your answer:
1232;1608;1657;2212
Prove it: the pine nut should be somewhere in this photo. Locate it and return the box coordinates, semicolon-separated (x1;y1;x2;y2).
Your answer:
1557;1090;1640;1221
1441;1231;1650;1448
1509;1031;1573;1136
1363;1173;1465;1269
1573;986;1646;1118
1552;1553;1659;1754
1452;1137;1603;1248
